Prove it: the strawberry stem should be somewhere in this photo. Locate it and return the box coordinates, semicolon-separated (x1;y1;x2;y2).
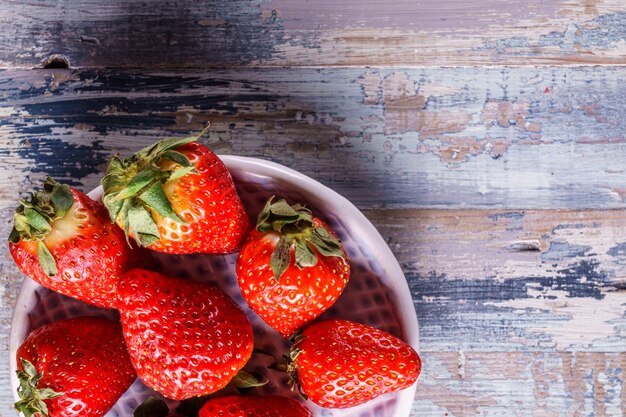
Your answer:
15;358;63;417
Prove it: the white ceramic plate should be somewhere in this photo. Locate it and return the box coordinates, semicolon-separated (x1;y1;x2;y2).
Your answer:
9;155;419;417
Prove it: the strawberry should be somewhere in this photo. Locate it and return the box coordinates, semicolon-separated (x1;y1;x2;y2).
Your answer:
284;319;421;408
101;129;249;254
116;269;254;400
236;197;350;338
8;177;147;308
15;316;136;417
199;396;312;417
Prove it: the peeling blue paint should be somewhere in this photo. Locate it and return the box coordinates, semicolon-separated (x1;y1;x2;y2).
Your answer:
495;37;532;55
553;223;586;231
535;13;626;53
542;242;593;261
407;260;609;350
5;67;626;209
607;242;626;264
488;212;525;221
2;136;109;187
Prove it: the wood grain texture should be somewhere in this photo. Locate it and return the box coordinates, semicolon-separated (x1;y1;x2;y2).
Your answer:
2;2;626;414
3;67;626;209
414;352;626;416
2;1;626;68
365;209;626;352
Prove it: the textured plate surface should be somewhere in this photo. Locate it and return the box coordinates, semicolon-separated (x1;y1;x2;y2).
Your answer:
9;155;419;417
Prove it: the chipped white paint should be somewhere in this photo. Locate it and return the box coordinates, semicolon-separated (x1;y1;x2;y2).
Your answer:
0;107;30;118
485;289;626;350
414;351;625;417
263;0;626;66
0;107;17;117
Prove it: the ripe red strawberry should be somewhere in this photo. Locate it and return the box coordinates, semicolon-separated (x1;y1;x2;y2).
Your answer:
101;130;249;254
116;269;254;400
285;319;421;408
199;395;312;417
8;177;148;309
15;316;136;417
236;197;350;338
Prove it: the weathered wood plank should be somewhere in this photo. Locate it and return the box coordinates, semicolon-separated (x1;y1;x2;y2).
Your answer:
413;352;626;416
2;1;626;68
365;209;626;352
2;62;626;415
3;67;626;209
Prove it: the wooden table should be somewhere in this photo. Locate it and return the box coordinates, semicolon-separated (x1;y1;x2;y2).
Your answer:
1;1;625;416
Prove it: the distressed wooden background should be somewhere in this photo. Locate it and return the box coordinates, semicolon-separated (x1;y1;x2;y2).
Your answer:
1;1;626;416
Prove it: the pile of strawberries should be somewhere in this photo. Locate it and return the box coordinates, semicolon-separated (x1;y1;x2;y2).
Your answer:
9;131;421;417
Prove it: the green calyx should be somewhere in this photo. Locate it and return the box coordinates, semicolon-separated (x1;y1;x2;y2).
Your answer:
101;127;210;247
257;196;345;281
271;347;308;400
15;358;63;417
9;177;74;276
229;369;268;390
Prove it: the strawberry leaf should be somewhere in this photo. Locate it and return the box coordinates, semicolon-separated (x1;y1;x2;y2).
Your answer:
119;199;133;241
8;227;20;244
271;218;299;233
20;358;37;379
270;236;292;280
127;203;161;247
256;196;311;233
167;165;197;182
256;196;274;232
103;194;124;223
269;199;299;217
309;227;344;258
313;226;335;241
15;358;63;417
150;136;197;156
134;397;170;417
101;155;125;189
46;177;73;218
294;240;317;269
139;182;186;224
111;167;162;202
12;214;31;241
36;241;57;276
24;208;52;235
230;370;268;388
162;150;193;167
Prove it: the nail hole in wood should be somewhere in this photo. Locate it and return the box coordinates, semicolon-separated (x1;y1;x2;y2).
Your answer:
80;35;99;45
507;240;542;252
41;55;71;69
